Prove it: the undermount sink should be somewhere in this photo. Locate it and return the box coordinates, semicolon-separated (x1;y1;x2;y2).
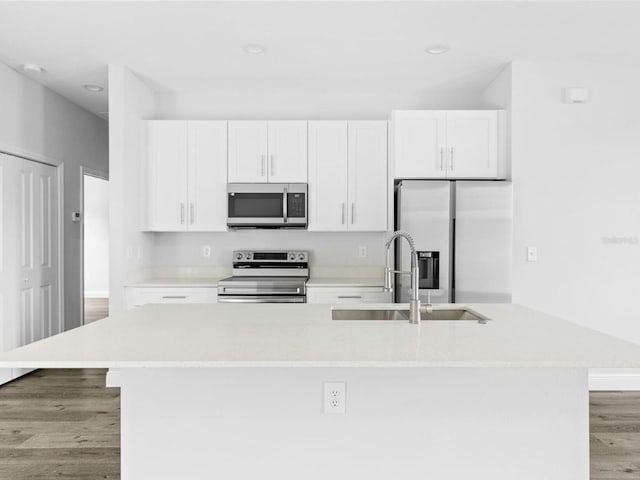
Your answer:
331;308;489;323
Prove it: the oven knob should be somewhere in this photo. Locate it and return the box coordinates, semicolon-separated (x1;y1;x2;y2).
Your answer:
235;252;243;260
289;253;296;261
245;253;252;260
298;253;306;261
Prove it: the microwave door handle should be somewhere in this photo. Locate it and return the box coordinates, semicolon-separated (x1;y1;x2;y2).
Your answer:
283;188;288;223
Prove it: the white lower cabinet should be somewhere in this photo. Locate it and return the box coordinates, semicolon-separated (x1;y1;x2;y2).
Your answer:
307;286;392;304
124;287;218;310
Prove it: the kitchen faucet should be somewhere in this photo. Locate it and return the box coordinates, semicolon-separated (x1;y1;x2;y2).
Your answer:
383;231;430;324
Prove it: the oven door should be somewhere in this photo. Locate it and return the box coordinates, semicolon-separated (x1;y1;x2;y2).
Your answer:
217;295;306;304
227;183;286;227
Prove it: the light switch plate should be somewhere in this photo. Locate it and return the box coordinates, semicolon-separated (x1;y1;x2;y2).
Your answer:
526;246;538;262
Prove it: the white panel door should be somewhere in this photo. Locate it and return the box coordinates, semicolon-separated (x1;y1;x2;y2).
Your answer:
147;121;188;231
228;121;268;183
0;153;59;384
392;111;447;179
267;121;308;183
187;121;228;232
348;121;388;232
445;111;498;178
308;121;348;231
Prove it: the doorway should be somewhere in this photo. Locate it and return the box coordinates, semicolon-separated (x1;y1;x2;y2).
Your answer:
82;172;109;324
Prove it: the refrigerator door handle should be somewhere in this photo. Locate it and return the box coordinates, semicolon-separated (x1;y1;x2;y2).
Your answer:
440;147;444;171
449;147;454;170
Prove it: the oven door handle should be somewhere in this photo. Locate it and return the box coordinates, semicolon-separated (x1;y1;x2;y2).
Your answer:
219;287;303;295
218;296;305;304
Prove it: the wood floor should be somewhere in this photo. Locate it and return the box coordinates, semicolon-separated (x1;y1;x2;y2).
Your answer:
0;369;120;480
0;343;638;479
84;298;109;325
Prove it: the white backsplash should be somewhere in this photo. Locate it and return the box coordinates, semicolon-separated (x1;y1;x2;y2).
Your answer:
151;230;389;272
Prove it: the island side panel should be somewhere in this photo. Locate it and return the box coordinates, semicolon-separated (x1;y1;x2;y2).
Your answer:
120;367;588;480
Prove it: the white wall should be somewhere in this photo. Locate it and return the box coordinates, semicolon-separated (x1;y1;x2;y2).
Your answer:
153;231;388;270
83;175;109;297
155;90;485;120
108;65;156;314
0;62;109;330
507;61;640;347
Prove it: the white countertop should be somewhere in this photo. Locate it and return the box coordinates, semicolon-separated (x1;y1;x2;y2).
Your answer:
306;277;384;287
126;277;223;287
2;303;640;368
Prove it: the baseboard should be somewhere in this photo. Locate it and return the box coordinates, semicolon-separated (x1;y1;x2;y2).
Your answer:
105;368;121;388
589;370;640;391
85;290;109;299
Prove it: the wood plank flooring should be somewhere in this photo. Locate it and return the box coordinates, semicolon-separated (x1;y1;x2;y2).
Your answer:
0;369;120;479
0;370;639;479
84;298;109;325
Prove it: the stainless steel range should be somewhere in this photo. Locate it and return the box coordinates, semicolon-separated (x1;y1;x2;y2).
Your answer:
217;250;309;304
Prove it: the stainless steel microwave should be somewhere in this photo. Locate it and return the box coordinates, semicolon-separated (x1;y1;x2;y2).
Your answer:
227;183;308;228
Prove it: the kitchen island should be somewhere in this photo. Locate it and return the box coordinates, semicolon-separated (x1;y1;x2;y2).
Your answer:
1;302;640;480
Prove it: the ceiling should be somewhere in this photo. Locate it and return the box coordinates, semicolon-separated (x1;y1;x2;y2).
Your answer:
1;1;640;118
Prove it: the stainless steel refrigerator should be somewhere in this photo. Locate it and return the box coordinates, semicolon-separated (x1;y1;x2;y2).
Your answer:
394;180;512;304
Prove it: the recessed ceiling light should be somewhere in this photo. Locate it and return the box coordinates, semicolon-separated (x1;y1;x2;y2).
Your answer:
425;44;451;55
83;84;104;93
243;44;266;55
21;63;45;74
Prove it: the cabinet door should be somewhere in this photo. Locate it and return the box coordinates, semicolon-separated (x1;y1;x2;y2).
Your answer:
348;121;388;232
187;122;228;232
267;121;308;183
392;111;447;179
228;121;268;183
147;121;188;231
308;122;348;231
445;111;498;178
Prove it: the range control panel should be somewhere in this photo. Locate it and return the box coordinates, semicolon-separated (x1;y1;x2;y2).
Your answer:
232;250;309;263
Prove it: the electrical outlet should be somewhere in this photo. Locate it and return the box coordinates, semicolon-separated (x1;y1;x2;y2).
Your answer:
358;246;367;258
202;245;211;258
323;382;346;414
526;246;537;262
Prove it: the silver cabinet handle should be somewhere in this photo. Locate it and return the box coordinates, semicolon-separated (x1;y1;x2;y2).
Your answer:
180;203;185;224
351;203;355;224
341;203;346;225
270;155;275;176
162;295;187;299
190;203;195;224
338;295;362;299
440;147;444;170
261;155;266;176
450;147;454;170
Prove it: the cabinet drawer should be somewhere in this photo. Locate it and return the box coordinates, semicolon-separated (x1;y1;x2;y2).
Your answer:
307;287;391;304
125;287;217;310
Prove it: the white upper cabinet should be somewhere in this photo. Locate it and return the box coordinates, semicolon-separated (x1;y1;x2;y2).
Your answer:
146;121;189;231
187;121;228;231
392;111;447;179
348;121;388;232
267;121;308;183
227;121;268;183
308;121;349;231
228;121;307;183
392;110;504;179
145;121;227;232
308;121;388;232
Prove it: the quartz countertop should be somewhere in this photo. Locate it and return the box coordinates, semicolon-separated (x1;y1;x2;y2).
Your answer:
306;277;384;287
125;277;223;288
1;303;640;368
